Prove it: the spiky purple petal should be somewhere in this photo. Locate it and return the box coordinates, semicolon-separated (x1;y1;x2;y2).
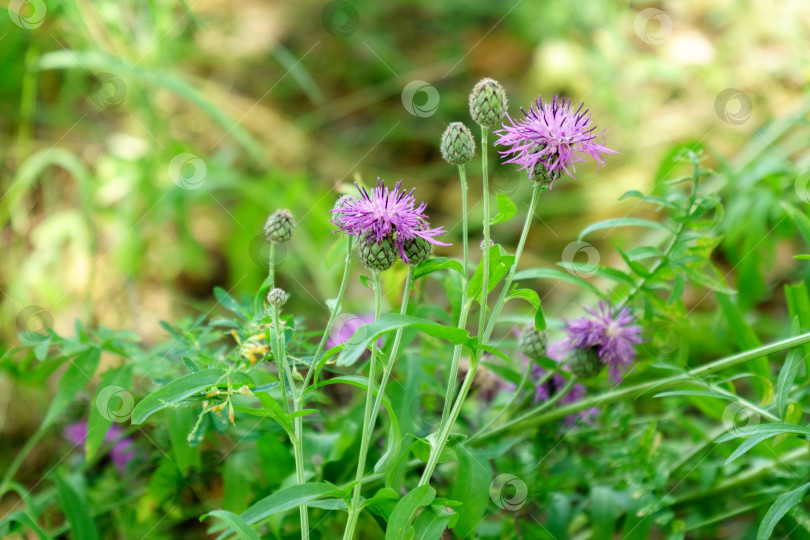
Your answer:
566;302;643;383
494;95;618;186
331;179;449;263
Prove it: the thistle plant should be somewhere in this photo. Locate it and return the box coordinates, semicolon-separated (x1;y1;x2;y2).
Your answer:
8;76;810;540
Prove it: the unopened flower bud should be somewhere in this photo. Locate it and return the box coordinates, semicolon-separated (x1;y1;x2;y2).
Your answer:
518;326;547;359
469;78;508;128
264;209;295;244
358;233;398;271
440;122;476;165
567;346;604;379
267;288;288;307
403;236;432;266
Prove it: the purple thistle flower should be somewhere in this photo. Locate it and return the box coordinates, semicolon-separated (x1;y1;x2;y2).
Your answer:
331;179;449;263
64;421;136;473
494;95;618;186
565;302;643;384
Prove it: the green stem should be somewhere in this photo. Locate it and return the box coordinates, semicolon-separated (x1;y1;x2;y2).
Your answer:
419;353;479;486
476;331;810;441
458;164;469;280
422;178;540;485
308;235;354;389
271;304;292;414
483;182;541;341
478;126;490;338
271;304;307;536
268;242;276;289
343;270;383;540
439;298;473;427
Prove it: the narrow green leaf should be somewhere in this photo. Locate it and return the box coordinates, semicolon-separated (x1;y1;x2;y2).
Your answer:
514;268;606;298
785;281;810;376
201;510;260;540
758;482;810;540
451;446;491;537
776;318;802;419
333;314;510;367
716;423;810;442
238;483;337;528
55;474;98;540
725;432;780;465
716;293;770;402
44;349;101;427
131;369;226;425
578;217;671;240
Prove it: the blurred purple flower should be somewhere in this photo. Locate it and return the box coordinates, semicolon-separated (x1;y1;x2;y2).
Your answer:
326;314;382;349
64;421;135;473
331;179;449;263
495;95;617;186
566;302;643;384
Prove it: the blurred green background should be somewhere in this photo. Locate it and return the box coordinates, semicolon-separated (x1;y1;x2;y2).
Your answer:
2;0;810;512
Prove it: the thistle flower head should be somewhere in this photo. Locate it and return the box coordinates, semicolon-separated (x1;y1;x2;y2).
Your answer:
440;122;476;165
265;209;295;243
469;78;508;128
267;288;288;307
518;325;547;359
331;179;449;264
565;302;643;383
495;95;618;187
